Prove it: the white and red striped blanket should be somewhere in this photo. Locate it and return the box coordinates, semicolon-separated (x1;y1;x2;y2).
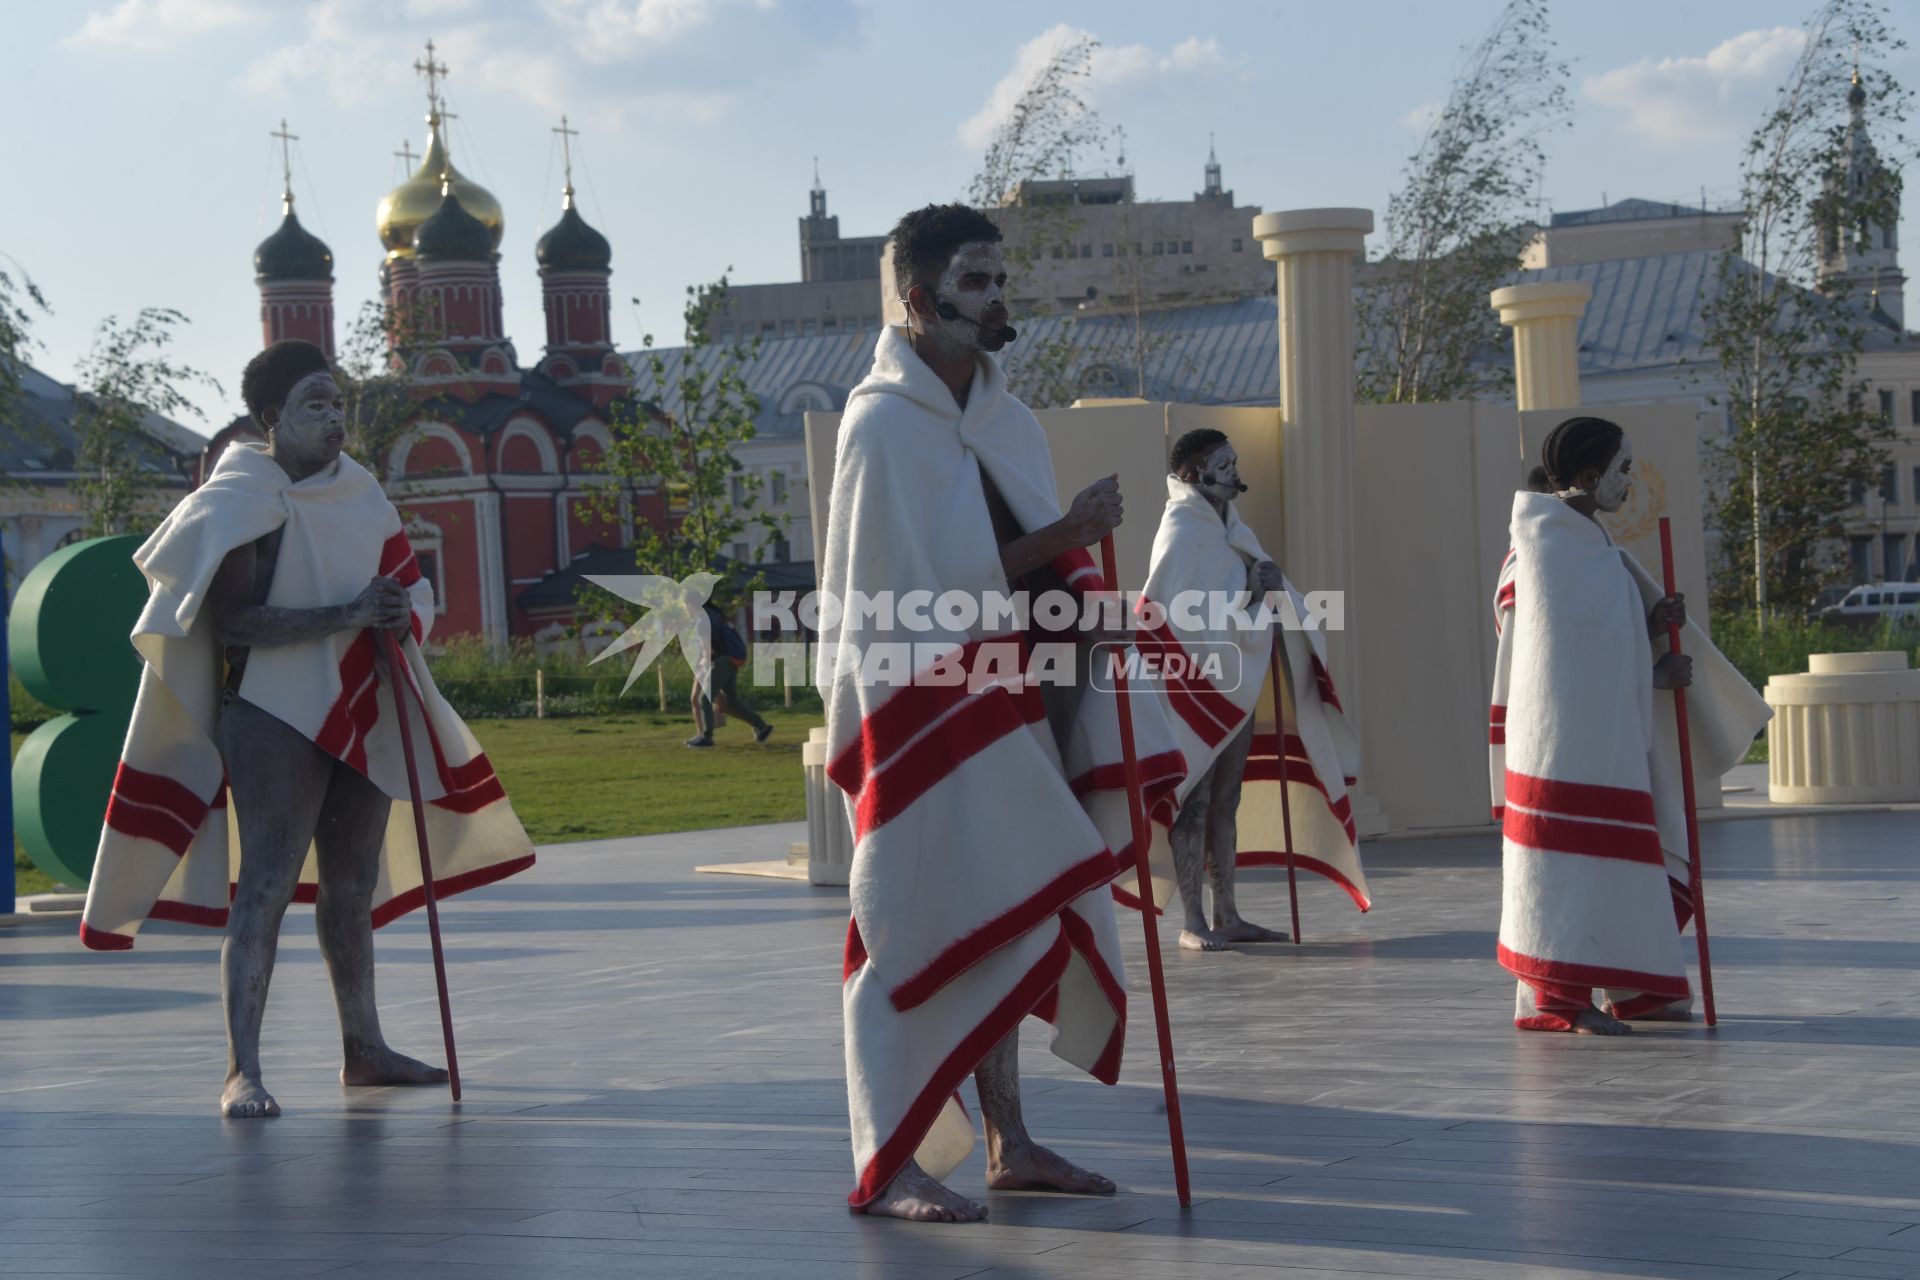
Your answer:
821;328;1185;1209
80;442;534;951
1118;474;1367;912
1490;491;1768;1018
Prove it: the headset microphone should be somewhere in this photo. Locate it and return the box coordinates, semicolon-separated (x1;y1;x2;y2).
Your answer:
933;299;1018;343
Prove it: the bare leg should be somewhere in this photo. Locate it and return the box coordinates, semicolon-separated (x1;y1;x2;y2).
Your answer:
976;1032;1114;1195
1171;766;1228;951
1206;721;1285;943
217;700;334;1119
312;760;448;1088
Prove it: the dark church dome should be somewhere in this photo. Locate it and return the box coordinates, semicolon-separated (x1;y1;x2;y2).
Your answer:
254;205;333;282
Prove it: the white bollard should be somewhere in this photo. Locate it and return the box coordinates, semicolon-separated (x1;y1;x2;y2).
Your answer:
802;725;854;886
1765;651;1920;803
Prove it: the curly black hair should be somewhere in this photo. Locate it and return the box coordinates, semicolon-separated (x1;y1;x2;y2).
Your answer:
241;339;332;424
1540;416;1624;490
1169;428;1229;475
888;203;1004;298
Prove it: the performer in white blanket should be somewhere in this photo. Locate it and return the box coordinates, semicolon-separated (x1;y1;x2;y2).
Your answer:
81;339;536;1116
1490;416;1769;1034
1128;429;1368;950
819;205;1186;1222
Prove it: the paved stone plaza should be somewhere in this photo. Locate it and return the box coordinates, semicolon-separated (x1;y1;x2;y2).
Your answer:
2;810;1918;1279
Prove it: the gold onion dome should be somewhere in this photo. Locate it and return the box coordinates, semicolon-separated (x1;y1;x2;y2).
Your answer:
376;117;503;259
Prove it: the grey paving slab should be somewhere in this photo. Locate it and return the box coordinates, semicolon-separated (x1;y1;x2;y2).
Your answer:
2;811;1918;1279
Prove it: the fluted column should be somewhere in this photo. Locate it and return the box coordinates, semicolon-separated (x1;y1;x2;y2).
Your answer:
1490;281;1591;411
1255;207;1385;832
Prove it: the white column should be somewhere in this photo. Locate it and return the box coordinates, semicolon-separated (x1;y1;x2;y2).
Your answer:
1490;281;1592;411
1765;651;1920;803
471;490;508;655
1254;208;1385;832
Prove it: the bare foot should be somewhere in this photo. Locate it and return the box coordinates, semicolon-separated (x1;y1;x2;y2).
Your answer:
864;1161;988;1223
341;1045;450;1087
986;1140;1116;1195
1212;916;1288;944
1178;926;1230;952
221;1074;281;1119
1571;1007;1633;1036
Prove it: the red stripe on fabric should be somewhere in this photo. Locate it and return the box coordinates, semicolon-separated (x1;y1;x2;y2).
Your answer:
1050;548;1103;594
380;531;423;586
1067;749;1188;802
148;900;229;928
78;922;134;951
1503;809;1662;866
1504;770;1655;828
1610;991;1688;1020
107;763;208;831
1490;705;1506;726
827;637;1023;797
1162;680;1234;747
1241;738;1358;845
843;918;867;982
1138;621;1242;728
1489;727;1506;746
1496;582;1516;612
1496;941;1689;1002
852;685;1028;839
1234;852;1371;912
1310;655;1343;713
103;797;197;857
1059;907;1127;1018
889;848;1121;1013
367;853;538;930
850;930;1073;1210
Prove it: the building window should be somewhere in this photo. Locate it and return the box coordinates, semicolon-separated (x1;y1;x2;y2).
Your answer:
1912;464;1920;505
1850;536;1872;583
822;317;838;333
1910;389;1920;425
1153;242;1164;255
1887;534;1910;583
1851;479;1867;505
731;475;746;505
1879;388;1895;422
772;536;791;563
1232;237;1243;252
1182;241;1193;254
761;322;777;335
1052;245;1064;259
801;319;816;336
1102;243;1114;257
781;320;797;338
862;315;878;328
771;471;787;505
415;549;445;614
1080;244;1091;258
1882;463;1899;503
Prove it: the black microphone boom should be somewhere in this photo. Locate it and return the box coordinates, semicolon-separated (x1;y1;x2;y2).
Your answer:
934;300;1018;343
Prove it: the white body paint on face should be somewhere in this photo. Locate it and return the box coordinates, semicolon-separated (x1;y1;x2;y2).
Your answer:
923;240;1010;354
1196;442;1243;504
267;371;347;480
1594;440;1633;512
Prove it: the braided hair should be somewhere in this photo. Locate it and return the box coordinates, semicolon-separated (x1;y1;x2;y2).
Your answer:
1540;416;1624;491
1524;465;1554;493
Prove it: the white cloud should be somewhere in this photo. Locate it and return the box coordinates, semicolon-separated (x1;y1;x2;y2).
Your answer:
67;0;257;49
959;24;1233;151
1583;27;1807;146
1399;101;1441;133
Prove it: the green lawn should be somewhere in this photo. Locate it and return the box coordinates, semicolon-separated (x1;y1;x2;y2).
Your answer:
10;707;825;902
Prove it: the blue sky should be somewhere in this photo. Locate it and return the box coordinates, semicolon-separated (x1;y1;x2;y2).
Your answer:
3;0;1915;430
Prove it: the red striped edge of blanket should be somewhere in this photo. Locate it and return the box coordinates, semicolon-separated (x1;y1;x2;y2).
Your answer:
848;927;1089;1211
1309;654;1343;714
886;847;1122;1013
1234;851;1371;912
1496;940;1689;1003
1488;703;1506;746
102;763;226;858
79;852;541;948
1049;548;1105;594
1246;732;1358;845
1132;616;1243;746
1501;770;1660;866
381;530;427;643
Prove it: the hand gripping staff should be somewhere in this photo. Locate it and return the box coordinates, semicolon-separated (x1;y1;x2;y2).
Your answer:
378;628;464;1098
1264;631;1303;946
1099;533;1193;1207
1656;517;1717;1028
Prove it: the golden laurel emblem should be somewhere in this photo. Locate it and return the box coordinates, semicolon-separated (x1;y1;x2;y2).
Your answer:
1600;459;1667;544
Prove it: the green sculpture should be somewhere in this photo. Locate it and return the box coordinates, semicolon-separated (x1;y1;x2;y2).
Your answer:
9;535;147;887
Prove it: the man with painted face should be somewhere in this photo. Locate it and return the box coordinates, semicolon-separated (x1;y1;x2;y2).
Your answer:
81;338;536;1116
817;204;1188;1222
1489;416;1768;1035
1126;429;1370;949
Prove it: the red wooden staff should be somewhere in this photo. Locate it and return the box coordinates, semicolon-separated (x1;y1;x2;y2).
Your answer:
1099;533;1192;1208
1657;518;1717;1028
379;628;464;1099
1265;638;1303;946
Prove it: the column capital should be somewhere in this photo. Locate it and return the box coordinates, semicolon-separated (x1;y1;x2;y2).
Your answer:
1253;208;1374;259
1491;280;1592;326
